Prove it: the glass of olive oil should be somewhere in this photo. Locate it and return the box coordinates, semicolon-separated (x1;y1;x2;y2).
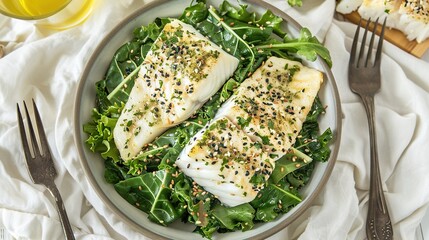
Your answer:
0;0;95;30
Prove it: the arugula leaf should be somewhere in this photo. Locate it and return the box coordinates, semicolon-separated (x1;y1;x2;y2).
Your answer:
227;18;273;45
254;9;286;37
287;0;303;7
219;1;256;22
255;28;332;67
219;1;285;37
114;170;184;225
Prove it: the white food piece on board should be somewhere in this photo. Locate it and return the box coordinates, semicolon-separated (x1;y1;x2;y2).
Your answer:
337;0;429;42
336;0;363;14
395;1;429;42
358;0;396;19
176;117;276;207
176;57;323;206
113;19;239;160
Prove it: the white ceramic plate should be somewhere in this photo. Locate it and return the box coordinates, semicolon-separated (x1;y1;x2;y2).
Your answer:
74;1;342;239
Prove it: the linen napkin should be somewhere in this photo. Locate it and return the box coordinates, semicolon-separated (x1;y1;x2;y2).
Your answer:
1;0;428;239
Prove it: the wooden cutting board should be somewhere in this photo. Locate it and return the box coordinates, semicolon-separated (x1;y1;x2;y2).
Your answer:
343;11;429;58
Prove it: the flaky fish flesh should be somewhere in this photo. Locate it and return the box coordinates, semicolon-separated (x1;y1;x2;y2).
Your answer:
217;56;324;157
337;0;429;42
176;117;276;207
176;57;323;206
113;19;239;160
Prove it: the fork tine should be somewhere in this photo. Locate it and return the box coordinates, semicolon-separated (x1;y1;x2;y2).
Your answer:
17;104;33;160
349;18;362;65
365;18;379;67
23;101;41;157
375;18;387;66
358;18;371;68
31;99;49;156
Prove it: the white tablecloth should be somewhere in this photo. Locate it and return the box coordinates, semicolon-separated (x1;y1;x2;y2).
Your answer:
1;0;428;239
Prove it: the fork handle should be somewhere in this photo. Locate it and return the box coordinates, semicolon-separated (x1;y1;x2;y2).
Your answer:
361;94;393;240
46;182;75;240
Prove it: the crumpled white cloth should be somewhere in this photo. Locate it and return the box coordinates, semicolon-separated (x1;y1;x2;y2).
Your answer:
0;0;428;239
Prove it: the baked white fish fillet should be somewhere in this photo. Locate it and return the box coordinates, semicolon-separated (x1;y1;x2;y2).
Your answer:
217;56;323;158
336;0;363;14
176;57;323;206
113;19;239;160
337;0;429;42
175;117;276;207
394;0;429;42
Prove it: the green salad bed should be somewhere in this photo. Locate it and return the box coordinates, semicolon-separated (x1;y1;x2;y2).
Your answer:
83;0;333;238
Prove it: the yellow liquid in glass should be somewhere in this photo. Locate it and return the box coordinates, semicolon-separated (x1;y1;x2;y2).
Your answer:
0;0;95;29
0;0;71;19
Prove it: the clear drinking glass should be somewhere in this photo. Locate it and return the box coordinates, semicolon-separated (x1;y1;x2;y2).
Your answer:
0;0;95;30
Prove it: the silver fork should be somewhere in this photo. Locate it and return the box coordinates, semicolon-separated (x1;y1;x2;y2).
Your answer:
348;18;393;240
17;100;75;240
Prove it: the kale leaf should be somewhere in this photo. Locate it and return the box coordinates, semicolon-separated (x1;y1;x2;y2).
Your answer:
114;170;185;225
251;181;301;222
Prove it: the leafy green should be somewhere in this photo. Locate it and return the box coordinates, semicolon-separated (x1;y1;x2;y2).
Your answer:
172;177;217;228
196;14;265;83
207;6;256;67
220;79;239;101
133;17;171;42
255;28;332;67
270;148;312;184
194;203;256;239
212;203;255;230
251;181;301;222
104;159;131;184
219;1;285;37
287;0;303;7
179;1;208;25
114;170;184;225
